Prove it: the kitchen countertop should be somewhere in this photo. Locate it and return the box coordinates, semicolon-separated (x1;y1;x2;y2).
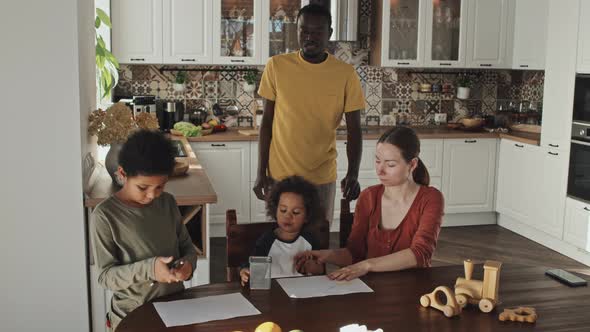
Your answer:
187;127;541;145
84;136;218;208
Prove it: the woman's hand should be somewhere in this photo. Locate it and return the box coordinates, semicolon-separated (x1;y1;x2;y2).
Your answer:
170;259;193;281
154;256;181;283
294;250;331;272
239;268;250;287
328;260;372;281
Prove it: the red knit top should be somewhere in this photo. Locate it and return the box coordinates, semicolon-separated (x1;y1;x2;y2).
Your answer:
346;185;444;267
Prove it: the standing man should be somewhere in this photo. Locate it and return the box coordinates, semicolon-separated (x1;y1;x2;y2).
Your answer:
253;4;365;225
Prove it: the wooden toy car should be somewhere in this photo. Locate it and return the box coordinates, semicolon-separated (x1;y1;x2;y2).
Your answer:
420;286;462;318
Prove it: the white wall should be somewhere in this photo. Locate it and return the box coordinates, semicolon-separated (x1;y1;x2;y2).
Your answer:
0;0;93;331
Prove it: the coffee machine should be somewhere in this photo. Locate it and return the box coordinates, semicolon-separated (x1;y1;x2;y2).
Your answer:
156;100;185;132
132;95;156;116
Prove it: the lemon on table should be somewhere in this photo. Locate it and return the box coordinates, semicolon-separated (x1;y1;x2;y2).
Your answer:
255;322;282;332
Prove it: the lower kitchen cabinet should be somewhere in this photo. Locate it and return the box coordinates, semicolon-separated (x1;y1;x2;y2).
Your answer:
442;138;497;213
563;197;590;251
191;142;250;225
496;139;537;222
496;139;568;239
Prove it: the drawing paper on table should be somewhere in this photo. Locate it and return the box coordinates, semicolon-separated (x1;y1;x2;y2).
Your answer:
153;292;261;327
276;275;374;298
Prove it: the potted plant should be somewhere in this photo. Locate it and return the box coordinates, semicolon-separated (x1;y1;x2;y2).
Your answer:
456;74;472;100
243;71;258;94
173;71;188;92
88;103;159;185
95;8;119;102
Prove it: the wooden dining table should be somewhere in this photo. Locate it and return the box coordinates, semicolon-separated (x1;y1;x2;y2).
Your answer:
117;264;590;331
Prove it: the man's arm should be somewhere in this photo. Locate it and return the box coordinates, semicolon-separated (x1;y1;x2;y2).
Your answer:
342;110;362;201
253;99;275;200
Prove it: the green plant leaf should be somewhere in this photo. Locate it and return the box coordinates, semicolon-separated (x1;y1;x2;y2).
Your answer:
95;17;101;29
105;51;119;69
96;8;111;28
97;35;106;50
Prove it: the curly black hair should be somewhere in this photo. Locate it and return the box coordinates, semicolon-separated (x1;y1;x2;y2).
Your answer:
297;3;332;28
266;176;323;225
118;129;176;177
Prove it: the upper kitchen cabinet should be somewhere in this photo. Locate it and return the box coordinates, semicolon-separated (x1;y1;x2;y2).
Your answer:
577;0;590;73
370;0;426;67
212;0;263;65
163;0;213;64
112;0;163;64
541;0;579;150
511;0;548;70
465;0;514;69
261;0;301;61
423;0;468;68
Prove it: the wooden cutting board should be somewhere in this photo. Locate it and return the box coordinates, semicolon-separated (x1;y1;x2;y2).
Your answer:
238;129;259;136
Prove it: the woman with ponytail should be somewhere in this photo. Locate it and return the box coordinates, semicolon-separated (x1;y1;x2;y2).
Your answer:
295;127;444;280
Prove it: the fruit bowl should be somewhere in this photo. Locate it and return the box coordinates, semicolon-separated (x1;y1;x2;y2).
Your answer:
459;118;484;129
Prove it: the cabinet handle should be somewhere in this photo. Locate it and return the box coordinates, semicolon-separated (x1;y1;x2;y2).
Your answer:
549;144;559;148
548;152;559;156
230;59;245;63
585;207;590;212
465;139;477;143
130;58;145;61
211;143;226;147
439;63;452;66
519;64;529;68
181;58;196;62
515;144;524;148
480;63;492;67
397;62;410;65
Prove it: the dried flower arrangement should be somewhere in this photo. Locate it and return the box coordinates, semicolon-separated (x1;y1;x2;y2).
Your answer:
88;102;159;146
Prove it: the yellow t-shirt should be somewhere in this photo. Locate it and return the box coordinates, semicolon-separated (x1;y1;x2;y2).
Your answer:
258;51;365;185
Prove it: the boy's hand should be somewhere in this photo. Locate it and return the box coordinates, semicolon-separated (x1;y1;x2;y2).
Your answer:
294;250;330;271
239;268;250;287
170;259;193;281
154;256;181;283
300;259;325;275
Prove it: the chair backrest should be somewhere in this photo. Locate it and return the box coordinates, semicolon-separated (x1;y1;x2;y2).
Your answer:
339;199;354;248
225;209;330;282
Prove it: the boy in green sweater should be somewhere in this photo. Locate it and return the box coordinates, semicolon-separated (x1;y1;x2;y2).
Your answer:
91;130;197;330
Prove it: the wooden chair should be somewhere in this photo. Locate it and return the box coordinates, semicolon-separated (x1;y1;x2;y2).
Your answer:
225;209;330;282
339;199;354;248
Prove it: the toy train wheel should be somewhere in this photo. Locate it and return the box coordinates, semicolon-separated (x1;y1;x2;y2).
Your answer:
455;294;468;308
420;295;431;307
479;298;494;313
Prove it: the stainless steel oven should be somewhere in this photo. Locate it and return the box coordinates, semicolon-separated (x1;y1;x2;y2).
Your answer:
568;122;590;202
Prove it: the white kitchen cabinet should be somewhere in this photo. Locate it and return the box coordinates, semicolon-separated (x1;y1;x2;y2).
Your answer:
541;0;579;150
212;0;264;65
191;142;250;225
423;0;468;68
577;0;590;73
420;139;444;177
511;0;548;70
336;140;378;179
442;138;497;213
496;139;538;223
112;0;163;64
563;197;590;251
370;0;427;67
465;0;514;69
531;148;568;238
163;0;213;64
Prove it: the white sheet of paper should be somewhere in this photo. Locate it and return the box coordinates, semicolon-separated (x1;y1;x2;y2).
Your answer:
276;275;374;298
153;292;261;327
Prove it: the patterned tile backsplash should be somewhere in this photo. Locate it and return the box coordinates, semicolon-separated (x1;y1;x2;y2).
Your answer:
114;0;544;127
